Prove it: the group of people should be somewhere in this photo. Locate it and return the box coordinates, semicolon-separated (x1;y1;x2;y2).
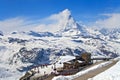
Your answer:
24;62;59;80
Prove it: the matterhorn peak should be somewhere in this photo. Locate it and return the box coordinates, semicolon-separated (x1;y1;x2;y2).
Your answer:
61;9;70;14
34;9;86;36
53;9;86;36
60;9;71;18
57;9;77;31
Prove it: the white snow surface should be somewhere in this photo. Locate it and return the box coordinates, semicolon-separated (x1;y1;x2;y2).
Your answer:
88;58;120;80
0;64;24;80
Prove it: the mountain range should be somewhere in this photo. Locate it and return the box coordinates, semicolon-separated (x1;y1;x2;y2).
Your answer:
0;9;120;76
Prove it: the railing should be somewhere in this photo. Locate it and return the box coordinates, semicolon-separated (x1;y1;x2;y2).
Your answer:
91;57;112;60
36;74;55;80
56;69;80;75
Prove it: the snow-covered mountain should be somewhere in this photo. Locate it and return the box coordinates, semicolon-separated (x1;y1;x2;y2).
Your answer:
0;9;120;80
54;9;87;37
100;28;120;39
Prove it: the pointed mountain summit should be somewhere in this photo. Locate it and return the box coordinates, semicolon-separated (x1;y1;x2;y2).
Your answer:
33;9;87;37
54;9;86;36
57;9;77;31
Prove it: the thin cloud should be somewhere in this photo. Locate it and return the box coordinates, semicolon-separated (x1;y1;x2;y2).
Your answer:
0;17;27;32
34;9;72;32
3;10;120;34
0;17;39;33
0;9;71;33
0;17;24;32
94;13;120;29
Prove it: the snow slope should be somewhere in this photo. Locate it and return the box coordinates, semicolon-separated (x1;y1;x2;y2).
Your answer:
88;58;120;80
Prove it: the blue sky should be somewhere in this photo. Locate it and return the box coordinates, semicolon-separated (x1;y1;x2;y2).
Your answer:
0;0;120;21
0;0;120;32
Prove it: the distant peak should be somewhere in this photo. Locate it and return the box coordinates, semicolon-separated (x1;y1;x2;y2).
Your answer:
57;9;71;19
53;9;86;36
61;9;71;16
58;9;79;31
